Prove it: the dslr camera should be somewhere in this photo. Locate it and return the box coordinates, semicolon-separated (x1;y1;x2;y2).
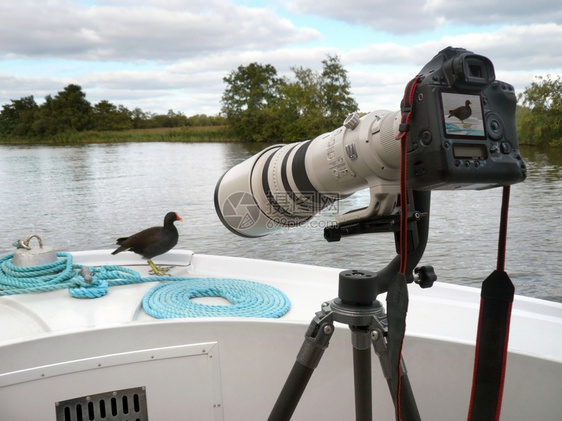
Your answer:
215;47;527;238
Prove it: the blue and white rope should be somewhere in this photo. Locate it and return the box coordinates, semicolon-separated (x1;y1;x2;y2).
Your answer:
0;252;291;319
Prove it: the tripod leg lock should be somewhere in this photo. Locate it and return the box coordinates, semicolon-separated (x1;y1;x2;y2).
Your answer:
350;326;372;350
297;316;335;369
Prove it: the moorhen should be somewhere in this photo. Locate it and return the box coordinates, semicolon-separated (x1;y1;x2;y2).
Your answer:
448;100;472;126
111;211;183;275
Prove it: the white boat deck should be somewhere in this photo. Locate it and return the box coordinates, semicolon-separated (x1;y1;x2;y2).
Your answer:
1;250;561;420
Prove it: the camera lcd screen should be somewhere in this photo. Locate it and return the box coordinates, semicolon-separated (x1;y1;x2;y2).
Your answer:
440;92;486;139
453;144;488;159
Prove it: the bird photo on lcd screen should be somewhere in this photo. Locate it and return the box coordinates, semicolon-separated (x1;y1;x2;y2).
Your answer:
448;99;472;127
111;212;183;275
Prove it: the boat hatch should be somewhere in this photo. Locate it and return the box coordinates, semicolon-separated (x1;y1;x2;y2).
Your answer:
0;341;224;420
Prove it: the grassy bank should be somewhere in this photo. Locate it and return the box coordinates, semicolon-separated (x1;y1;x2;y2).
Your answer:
0;125;241;145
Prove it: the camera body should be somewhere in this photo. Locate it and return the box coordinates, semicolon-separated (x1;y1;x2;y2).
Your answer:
406;47;526;190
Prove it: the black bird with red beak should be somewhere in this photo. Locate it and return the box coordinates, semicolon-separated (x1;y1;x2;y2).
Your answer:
112;212;183;275
448;99;472;124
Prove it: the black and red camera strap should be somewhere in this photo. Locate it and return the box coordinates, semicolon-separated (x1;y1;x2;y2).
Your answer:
394;77;515;421
386;75;422;421
397;76;421;276
467;185;514;421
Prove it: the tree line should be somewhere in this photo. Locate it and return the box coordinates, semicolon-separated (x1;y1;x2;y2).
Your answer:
0;55;357;143
0;84;225;139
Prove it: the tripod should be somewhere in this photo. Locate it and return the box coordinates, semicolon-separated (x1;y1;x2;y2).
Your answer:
267;269;423;421
268;191;432;420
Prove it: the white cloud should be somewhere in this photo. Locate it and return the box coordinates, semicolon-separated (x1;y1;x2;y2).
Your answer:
283;0;562;34
0;1;560;116
0;0;321;61
342;24;562;71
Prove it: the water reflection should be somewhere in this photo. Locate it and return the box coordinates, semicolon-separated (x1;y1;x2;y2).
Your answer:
0;143;560;302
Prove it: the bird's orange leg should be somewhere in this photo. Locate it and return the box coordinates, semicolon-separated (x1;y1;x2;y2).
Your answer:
148;259;171;276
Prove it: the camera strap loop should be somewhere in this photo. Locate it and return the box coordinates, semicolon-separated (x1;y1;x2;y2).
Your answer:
396;76;421;142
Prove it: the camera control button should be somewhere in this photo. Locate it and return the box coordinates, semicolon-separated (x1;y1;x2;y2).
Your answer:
420;130;432;145
486;113;504;140
500;142;511;154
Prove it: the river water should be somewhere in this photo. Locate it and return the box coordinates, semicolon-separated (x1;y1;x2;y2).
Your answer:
0;142;560;302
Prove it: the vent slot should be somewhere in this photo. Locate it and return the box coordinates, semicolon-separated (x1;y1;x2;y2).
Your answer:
55;386;148;421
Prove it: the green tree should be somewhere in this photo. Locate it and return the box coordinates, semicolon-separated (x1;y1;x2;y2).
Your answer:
150;109;189;128
186;114;227;126
31;95;57;136
276;56;358;141
0;95;38;136
278;66;325;141
321;54;358;129
92;100;132;131
131;108;157;129
33;84;92;136
52;84;92;131
221;62;283;142
221;56;358;142
517;75;562;146
167;109;189;127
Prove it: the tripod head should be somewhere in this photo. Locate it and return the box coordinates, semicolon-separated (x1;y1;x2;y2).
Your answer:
329;189;436;297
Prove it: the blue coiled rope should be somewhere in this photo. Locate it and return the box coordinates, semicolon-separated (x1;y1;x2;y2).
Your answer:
142;278;291;319
0;252;290;319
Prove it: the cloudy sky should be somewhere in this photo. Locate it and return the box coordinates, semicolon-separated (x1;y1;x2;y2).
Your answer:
1;0;561;117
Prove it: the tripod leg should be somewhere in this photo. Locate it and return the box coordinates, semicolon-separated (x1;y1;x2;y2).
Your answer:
372;331;421;421
351;327;373;421
268;314;335;421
